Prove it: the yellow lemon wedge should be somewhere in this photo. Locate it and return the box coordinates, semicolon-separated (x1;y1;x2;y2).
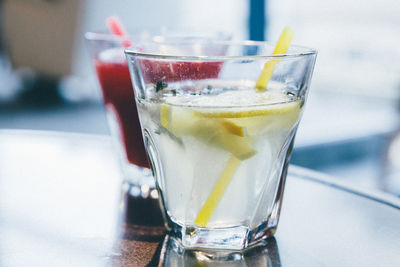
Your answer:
194;101;300;119
195;101;301;136
161;103;246;136
160;103;256;160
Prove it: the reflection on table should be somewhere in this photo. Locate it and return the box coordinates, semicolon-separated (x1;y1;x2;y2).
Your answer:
159;235;280;267
0;130;399;266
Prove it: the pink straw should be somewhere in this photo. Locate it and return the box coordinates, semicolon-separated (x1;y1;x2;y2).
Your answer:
106;16;132;48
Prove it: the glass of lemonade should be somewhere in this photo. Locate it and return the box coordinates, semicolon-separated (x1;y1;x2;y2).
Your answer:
125;40;316;250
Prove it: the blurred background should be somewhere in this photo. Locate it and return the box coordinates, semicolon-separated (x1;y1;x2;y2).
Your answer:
1;0;400;196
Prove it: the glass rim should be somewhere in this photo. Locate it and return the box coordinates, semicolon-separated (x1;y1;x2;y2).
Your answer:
85;31;131;42
125;40;317;60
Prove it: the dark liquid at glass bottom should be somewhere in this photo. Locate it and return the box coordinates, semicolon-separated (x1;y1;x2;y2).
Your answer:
122;183;164;227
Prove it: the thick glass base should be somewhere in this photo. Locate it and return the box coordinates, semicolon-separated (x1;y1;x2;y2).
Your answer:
161;234;281;265
167;220;276;251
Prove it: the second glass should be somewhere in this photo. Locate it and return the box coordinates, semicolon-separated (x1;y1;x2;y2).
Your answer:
85;32;164;227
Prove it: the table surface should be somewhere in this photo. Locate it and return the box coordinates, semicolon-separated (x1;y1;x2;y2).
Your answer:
0;130;399;267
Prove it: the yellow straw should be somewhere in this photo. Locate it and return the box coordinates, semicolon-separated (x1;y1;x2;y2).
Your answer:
194;156;241;227
255;27;294;92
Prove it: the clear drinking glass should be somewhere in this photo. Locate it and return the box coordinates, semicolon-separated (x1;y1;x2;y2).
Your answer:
125;40;317;250
85;32;153;185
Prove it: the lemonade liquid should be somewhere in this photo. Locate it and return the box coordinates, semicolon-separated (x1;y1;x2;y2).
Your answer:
137;82;302;230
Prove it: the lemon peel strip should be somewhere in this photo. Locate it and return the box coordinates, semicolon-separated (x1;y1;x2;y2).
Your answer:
255;27;294;92
194;156;241;227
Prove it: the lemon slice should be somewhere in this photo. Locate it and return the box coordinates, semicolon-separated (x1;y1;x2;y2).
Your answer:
195;101;301;137
194;101;300;119
197;125;256;160
161;103;246;136
160;103;256;160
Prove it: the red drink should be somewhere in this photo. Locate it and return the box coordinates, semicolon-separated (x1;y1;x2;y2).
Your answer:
95;57;150;168
140;60;223;83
